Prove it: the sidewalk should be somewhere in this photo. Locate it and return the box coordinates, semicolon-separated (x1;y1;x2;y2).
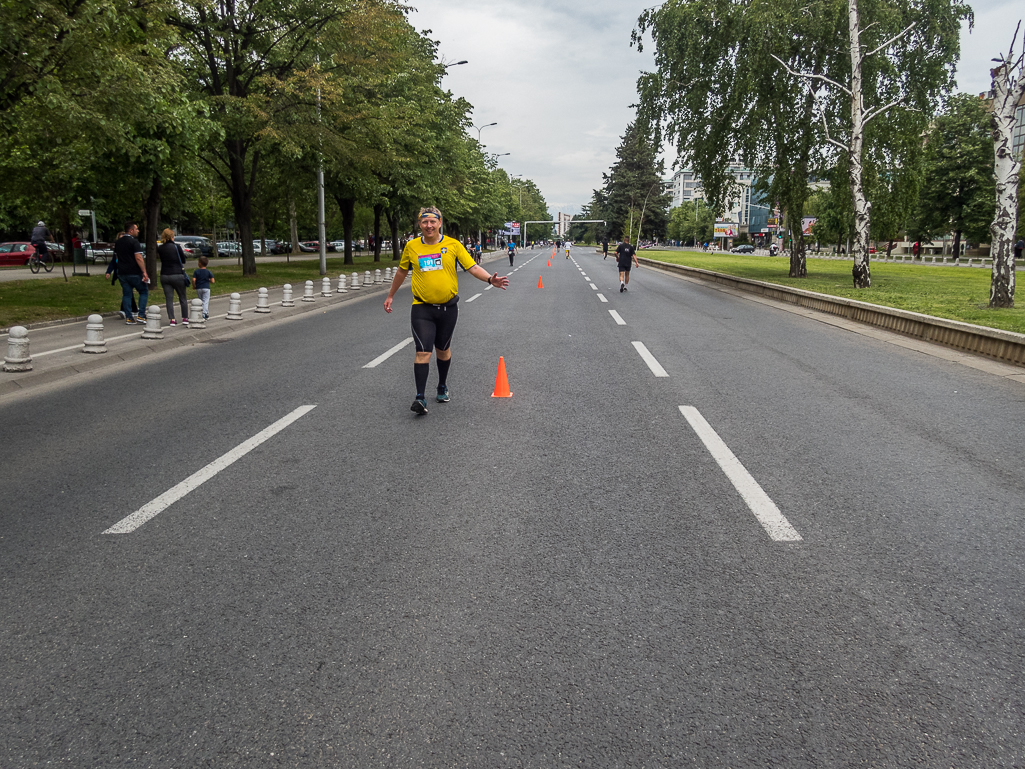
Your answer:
0;251;508;401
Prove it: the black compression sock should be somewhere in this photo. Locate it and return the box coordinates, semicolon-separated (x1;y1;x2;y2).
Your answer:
437;357;451;388
414;363;429;398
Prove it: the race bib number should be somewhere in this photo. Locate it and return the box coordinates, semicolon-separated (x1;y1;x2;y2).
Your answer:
418;254;443;271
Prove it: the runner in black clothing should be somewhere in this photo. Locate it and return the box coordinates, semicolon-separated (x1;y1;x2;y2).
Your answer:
615;237;639;292
602;239;609;259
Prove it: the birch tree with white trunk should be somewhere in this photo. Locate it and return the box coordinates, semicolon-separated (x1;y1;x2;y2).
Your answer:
773;0;969;288
988;24;1025;308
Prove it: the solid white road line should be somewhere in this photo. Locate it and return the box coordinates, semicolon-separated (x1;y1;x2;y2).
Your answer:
609;310;626;325
103;405;318;534
632;341;668;377
465;293;482;303
597;293;608;303
590;283;598;290
678;406;803;542
363;337;414;368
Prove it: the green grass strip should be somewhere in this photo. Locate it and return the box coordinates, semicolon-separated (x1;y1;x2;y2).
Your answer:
643;251;1025;336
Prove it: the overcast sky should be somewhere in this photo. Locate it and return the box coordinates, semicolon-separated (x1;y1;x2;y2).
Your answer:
407;0;1020;217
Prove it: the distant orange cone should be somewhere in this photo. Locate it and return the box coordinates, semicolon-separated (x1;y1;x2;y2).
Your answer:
492;356;512;398
547;259;551;267
538;276;544;288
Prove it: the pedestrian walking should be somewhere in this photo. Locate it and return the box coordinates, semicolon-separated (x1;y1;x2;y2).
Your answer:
602;238;609;259
383;206;510;416
616;236;639;292
158;229;189;326
113;222;149;323
191;256;215;319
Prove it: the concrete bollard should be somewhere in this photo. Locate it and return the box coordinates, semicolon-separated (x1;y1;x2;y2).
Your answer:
374;268;382;284
83;314;107;354
336;274;348;294
141;305;163;339
3;326;32;372
351;272;360;290
189;298;206;328
256;287;271;313
282;284;295;307
364;270;372;286
321;277;332;297
385;267;393;282
227;293;243;320
302;281;316;302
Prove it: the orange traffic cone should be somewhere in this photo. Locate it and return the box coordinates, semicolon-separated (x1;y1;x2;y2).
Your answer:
492;356;512;398
547;259;551;267
538;276;544;288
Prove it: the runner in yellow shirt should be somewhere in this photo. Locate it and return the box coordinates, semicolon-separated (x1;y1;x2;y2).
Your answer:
384;206;510;415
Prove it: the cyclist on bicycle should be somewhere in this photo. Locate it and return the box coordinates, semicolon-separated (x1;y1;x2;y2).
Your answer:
30;221;50;262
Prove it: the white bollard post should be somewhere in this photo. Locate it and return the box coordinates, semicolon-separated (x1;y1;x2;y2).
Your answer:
351;272;361;290
321;277;332;297
141;305;163;339
256;287;271;313
374;268;382;284
336;274;348;294
282;284;295;307
385;267;393;282
227;293;243;319
83;314;107;354
364;270;372;286
302;280;316;302
3;326;32;372
189;298;206;328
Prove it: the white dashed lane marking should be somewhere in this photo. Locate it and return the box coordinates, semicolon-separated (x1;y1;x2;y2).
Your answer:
678;406;802;543
597;294;608;303
609;310;626;325
632;341;668;377
363;337;414;368
103;405;318;534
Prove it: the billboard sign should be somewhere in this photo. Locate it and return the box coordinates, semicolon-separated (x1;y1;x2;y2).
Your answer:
714;222;739;238
504;221;521;235
802;217;817;236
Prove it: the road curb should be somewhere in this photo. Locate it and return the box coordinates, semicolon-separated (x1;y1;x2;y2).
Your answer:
639;257;1025;369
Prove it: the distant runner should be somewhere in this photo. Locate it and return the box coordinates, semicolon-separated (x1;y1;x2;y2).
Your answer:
616;236;639;292
507;239;515;267
384;206;510;416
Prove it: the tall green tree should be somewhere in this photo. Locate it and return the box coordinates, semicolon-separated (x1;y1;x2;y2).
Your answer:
599;122;670;243
914;93;994;260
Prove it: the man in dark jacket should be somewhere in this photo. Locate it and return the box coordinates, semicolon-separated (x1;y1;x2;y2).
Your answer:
30;221;50;260
113;222;149;324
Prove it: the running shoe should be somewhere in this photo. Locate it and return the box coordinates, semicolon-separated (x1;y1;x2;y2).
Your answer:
410;397;428;415
169;319;177;326
182;318;189;325
436;385;450;403
126;317;137;324
119;311;126;319
620;283;625;292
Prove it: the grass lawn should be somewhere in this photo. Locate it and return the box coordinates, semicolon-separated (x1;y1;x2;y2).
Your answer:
0;254;407;328
643;250;1025;336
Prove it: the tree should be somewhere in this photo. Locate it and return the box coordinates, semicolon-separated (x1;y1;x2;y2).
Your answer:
598;122;670;243
914;93;994;259
988;23;1025;308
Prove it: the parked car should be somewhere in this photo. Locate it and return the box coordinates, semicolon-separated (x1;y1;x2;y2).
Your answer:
301;241;336;252
175;235;213;258
0;241;66;265
0;242;35;266
217;241;243;256
85;242;114;263
730;244;755;254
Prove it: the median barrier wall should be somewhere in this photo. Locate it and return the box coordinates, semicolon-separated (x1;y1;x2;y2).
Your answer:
640;257;1025;369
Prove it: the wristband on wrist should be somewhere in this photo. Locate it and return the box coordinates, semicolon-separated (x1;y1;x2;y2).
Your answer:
487;275;493;285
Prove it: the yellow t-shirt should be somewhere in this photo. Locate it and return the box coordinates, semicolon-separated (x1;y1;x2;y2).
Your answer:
399;235;476;305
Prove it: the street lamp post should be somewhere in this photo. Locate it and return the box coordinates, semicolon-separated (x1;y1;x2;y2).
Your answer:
475;122;497;144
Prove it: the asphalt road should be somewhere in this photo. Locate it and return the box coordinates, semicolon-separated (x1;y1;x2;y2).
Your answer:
2;244;1024;767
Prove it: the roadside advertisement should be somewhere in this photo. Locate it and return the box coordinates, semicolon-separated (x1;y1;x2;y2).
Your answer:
714;222;739;238
504;221;521;235
802;217;817;236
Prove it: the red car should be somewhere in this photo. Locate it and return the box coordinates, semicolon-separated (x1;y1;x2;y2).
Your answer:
0;242;36;266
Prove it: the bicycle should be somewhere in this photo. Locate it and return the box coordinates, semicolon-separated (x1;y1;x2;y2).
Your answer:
28;246;54;274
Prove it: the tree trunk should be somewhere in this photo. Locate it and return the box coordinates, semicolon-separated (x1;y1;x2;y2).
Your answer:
952;229;962;264
143;175;162;281
226;139;257;275
848;0;872;288
389;209;401;261
260;216;266;262
988;59;1024;308
289;198;298;261
58;206;71;282
885;240;894;260
336;196;355;265
373;203;383;262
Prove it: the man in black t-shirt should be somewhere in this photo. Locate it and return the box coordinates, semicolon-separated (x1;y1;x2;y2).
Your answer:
113;221;149;323
615;237;639;292
602;238;609;259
